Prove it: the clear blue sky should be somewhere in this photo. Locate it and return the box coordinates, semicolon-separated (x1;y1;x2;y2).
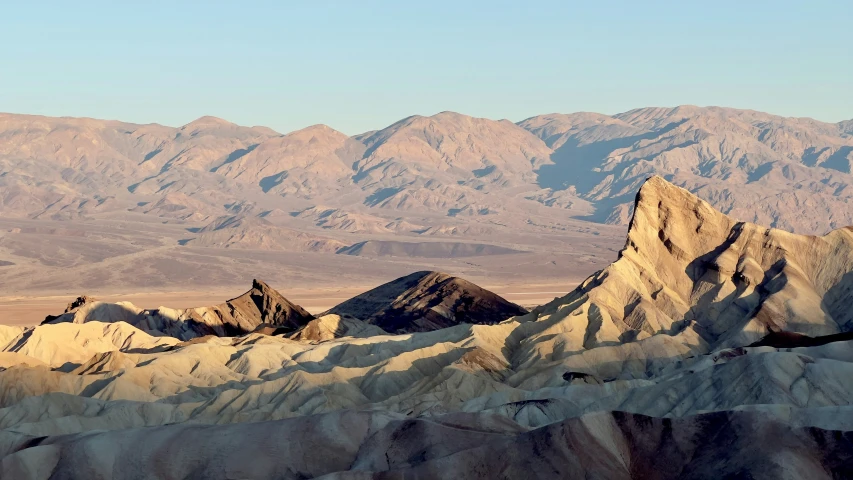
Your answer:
2;1;851;134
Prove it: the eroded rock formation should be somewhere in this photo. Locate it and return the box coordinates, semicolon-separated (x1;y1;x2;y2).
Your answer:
327;270;529;333
4;177;853;478
41;279;314;339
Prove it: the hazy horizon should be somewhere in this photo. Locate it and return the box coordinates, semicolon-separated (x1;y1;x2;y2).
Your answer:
3;1;851;135
2;103;849;137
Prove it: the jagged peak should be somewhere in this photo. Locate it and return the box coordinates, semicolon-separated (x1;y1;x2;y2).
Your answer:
64;295;95;313
243;279;300;307
628;176;723;228
251;278;274;293
622;176;735;261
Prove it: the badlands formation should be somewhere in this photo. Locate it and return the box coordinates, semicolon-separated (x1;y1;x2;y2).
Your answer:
2;177;853;477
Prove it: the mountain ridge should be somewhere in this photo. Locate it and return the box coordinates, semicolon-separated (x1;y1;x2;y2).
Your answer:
3;105;853;294
41;278;315;339
4;106;852;233
4;176;853;477
529;175;853;358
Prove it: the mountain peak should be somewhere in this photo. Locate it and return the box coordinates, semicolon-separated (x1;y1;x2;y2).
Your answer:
285;123;348;140
251;278;274;292
327;270;527;333
41;279;314;339
181;115;234;129
226;278;314;331
430;111;469;120
623;175;735;262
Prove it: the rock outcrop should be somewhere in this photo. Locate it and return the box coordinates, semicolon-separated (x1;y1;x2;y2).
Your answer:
41;279;314;340
286;314;387;342
327;270;528;333
528;175;853;358
6;177;853;478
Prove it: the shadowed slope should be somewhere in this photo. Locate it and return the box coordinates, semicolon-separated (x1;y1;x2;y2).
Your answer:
7;176;853;478
521;106;853;232
41;279;314;339
2;409;852;479
527;175;853;366
328;271;528;333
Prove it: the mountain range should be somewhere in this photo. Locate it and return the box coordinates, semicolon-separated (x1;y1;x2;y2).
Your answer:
2;106;852;232
1;106;852;294
3;177;853;477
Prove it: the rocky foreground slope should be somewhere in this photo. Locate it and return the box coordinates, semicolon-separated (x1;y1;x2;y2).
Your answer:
41;279;315;339
2;177;853;478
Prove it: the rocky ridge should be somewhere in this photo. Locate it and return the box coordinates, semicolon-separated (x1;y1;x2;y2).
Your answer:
4;107;853;236
3;177;853;477
328;270;529;333
41;279;315;339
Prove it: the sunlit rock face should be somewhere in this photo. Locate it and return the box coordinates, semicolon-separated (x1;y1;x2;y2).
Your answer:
4;177;853;478
41;279;315;340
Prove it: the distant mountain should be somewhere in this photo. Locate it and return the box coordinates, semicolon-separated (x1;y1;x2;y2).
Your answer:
3;107;853;237
520;106;853;232
0;112;278;222
6;106;853;298
336;240;523;258
352;112;553;213
293;206;398;233
839;118;853;136
214;124;360;198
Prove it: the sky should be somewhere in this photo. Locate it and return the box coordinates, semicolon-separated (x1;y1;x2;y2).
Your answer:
1;1;851;135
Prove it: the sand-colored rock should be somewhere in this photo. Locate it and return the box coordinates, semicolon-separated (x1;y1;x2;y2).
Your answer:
287;314;387;342
42;279;314;339
526;175;853;363
1;404;852;479
3;177;853;477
